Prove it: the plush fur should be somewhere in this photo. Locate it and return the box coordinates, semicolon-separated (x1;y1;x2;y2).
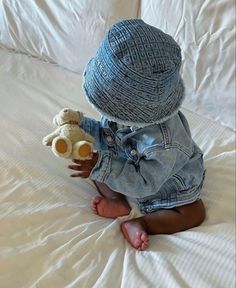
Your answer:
42;108;94;160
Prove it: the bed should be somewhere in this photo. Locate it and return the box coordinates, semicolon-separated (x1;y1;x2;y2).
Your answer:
0;1;235;287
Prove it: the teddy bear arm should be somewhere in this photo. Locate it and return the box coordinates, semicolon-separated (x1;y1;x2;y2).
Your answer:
84;132;95;144
43;128;61;146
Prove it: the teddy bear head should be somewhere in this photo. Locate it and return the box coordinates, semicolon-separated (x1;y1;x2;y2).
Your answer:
53;108;83;126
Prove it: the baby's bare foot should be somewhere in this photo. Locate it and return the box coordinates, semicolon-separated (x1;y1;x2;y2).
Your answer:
121;219;149;251
91;196;131;219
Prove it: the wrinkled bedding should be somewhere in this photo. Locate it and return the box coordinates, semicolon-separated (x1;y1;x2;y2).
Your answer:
1;0;235;131
0;0;140;74
141;0;236;131
0;49;235;288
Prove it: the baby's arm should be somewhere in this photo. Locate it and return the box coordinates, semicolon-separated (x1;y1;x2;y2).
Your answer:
83;131;96;144
89;149;188;199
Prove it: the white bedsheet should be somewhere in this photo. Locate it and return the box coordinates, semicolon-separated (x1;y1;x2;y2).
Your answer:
1;0;234;130
141;0;236;131
0;0;139;73
0;49;235;288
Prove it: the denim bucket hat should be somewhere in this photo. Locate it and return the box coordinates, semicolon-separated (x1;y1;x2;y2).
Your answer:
83;19;185;127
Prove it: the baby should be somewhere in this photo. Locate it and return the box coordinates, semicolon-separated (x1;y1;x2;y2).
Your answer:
68;19;206;251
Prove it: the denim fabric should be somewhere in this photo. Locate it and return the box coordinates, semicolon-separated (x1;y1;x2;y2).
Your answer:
83;19;185;127
81;111;205;212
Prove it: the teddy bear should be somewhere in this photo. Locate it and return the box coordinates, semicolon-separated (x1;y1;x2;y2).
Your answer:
42;108;95;160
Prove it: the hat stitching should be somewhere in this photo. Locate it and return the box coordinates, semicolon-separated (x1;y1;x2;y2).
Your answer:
83;19;184;125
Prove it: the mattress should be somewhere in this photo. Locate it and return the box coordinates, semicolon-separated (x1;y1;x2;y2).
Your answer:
0;49;235;287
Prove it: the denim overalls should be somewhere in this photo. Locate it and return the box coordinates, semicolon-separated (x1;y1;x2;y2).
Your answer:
81;111;205;213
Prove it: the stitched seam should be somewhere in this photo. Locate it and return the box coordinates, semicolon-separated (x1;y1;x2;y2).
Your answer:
144;144;191;157
170;142;192;157
100;154;112;181
159;123;170;146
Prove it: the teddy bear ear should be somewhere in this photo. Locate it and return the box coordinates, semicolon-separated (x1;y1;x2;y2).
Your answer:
53;115;58;126
77;111;84;120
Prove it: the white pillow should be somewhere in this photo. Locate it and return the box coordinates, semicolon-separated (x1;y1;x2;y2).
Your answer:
141;0;235;131
0;0;139;73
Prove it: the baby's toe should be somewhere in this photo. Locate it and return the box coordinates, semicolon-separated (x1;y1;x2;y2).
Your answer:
137;232;149;251
92;196;102;204
141;232;149;244
91;196;102;213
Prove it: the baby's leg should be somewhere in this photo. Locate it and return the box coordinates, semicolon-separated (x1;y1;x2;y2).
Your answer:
91;181;131;218
121;200;205;251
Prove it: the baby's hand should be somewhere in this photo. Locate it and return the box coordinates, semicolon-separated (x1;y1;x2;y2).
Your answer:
68;152;99;178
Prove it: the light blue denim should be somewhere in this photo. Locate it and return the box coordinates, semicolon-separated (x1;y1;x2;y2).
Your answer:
83;19;185;128
81;111;205;214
